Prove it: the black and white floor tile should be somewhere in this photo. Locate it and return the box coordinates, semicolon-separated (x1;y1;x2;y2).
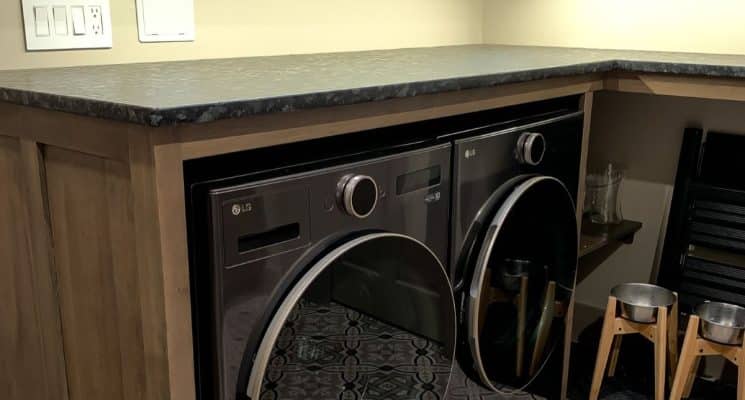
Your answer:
259;300;538;400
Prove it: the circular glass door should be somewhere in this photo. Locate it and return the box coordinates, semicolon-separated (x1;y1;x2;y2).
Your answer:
246;232;456;400
466;176;577;391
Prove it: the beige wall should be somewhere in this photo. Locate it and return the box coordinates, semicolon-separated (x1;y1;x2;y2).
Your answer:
7;0;744;71
484;0;745;55
575;91;745;309
0;0;483;70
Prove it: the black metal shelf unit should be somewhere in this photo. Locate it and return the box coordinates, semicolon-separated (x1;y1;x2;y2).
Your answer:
659;129;745;311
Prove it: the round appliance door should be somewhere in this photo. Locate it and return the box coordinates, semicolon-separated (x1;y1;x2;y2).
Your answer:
466;176;577;391
245;232;456;400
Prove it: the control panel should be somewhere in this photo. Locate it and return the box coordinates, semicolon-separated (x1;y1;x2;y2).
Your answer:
207;144;452;269
21;0;112;50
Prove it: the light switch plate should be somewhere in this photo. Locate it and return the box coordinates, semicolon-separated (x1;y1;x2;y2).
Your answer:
135;0;195;42
21;0;112;51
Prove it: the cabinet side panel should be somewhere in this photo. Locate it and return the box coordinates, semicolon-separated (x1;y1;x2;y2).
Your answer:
128;134;174;400
44;146;146;400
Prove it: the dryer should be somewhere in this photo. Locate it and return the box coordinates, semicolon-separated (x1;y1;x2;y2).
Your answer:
186;134;457;400
449;108;583;398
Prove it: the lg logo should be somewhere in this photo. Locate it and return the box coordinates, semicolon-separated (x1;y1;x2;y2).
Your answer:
231;202;253;216
465;148;477;159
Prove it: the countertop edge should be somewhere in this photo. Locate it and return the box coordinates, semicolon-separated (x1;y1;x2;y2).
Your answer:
2;57;745;127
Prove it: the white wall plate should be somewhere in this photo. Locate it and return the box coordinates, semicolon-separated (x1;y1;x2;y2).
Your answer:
21;0;112;51
135;0;195;43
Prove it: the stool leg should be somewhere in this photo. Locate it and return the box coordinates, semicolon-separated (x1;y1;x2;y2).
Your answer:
671;316;700;400
682;357;700;398
654;306;668;400
739;332;745;400
668;295;679;387
738;363;744;400
515;275;528;377
590;296;618;400
608;335;623;377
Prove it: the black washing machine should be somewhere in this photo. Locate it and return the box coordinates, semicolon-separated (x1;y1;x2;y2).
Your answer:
447;107;583;398
185;131;457;400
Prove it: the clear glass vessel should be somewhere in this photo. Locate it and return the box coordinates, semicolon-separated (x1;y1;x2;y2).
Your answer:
585;163;624;224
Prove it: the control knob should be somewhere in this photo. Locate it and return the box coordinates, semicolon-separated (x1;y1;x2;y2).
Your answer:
338;174;378;218
517;132;546;166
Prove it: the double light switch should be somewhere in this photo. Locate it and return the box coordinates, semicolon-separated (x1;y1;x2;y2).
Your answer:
34;6;69;37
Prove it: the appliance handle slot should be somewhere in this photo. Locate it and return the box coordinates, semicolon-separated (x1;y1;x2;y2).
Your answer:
238;223;300;253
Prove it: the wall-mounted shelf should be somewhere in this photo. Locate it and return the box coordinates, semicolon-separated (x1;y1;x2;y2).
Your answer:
577;218;643;282
580;218;643;258
579;219;642;257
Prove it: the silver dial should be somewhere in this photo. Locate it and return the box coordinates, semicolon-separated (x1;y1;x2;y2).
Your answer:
517;132;546;166
338;174;378;218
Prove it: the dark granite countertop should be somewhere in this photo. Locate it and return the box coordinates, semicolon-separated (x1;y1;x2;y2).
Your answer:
3;45;745;127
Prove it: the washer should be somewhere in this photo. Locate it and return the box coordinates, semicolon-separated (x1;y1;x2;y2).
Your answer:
449;107;583;397
186;138;457;400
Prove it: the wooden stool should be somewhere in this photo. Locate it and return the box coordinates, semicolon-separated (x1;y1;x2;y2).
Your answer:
589;295;679;400
670;315;745;400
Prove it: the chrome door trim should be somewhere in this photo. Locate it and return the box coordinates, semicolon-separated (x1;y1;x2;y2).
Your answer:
452;175;530;292
245;232;458;399
466;176;576;392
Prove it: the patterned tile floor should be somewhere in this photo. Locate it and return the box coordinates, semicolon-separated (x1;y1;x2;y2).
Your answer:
259;300;542;400
261;300;452;400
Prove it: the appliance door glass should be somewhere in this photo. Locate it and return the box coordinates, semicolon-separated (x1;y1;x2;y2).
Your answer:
467;176;577;391
246;232;456;400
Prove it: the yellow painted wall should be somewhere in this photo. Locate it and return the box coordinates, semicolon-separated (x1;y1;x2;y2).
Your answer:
0;0;483;70
483;0;745;55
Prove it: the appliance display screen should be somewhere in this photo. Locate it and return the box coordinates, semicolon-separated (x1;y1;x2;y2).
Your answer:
396;166;441;194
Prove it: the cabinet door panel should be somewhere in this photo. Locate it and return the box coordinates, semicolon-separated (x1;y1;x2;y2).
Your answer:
45;146;146;400
0;137;67;400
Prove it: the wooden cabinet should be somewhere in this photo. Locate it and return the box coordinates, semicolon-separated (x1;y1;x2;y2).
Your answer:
0;113;173;400
0;75;602;400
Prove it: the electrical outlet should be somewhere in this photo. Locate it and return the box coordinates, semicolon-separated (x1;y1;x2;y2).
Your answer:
21;0;112;50
87;5;103;36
